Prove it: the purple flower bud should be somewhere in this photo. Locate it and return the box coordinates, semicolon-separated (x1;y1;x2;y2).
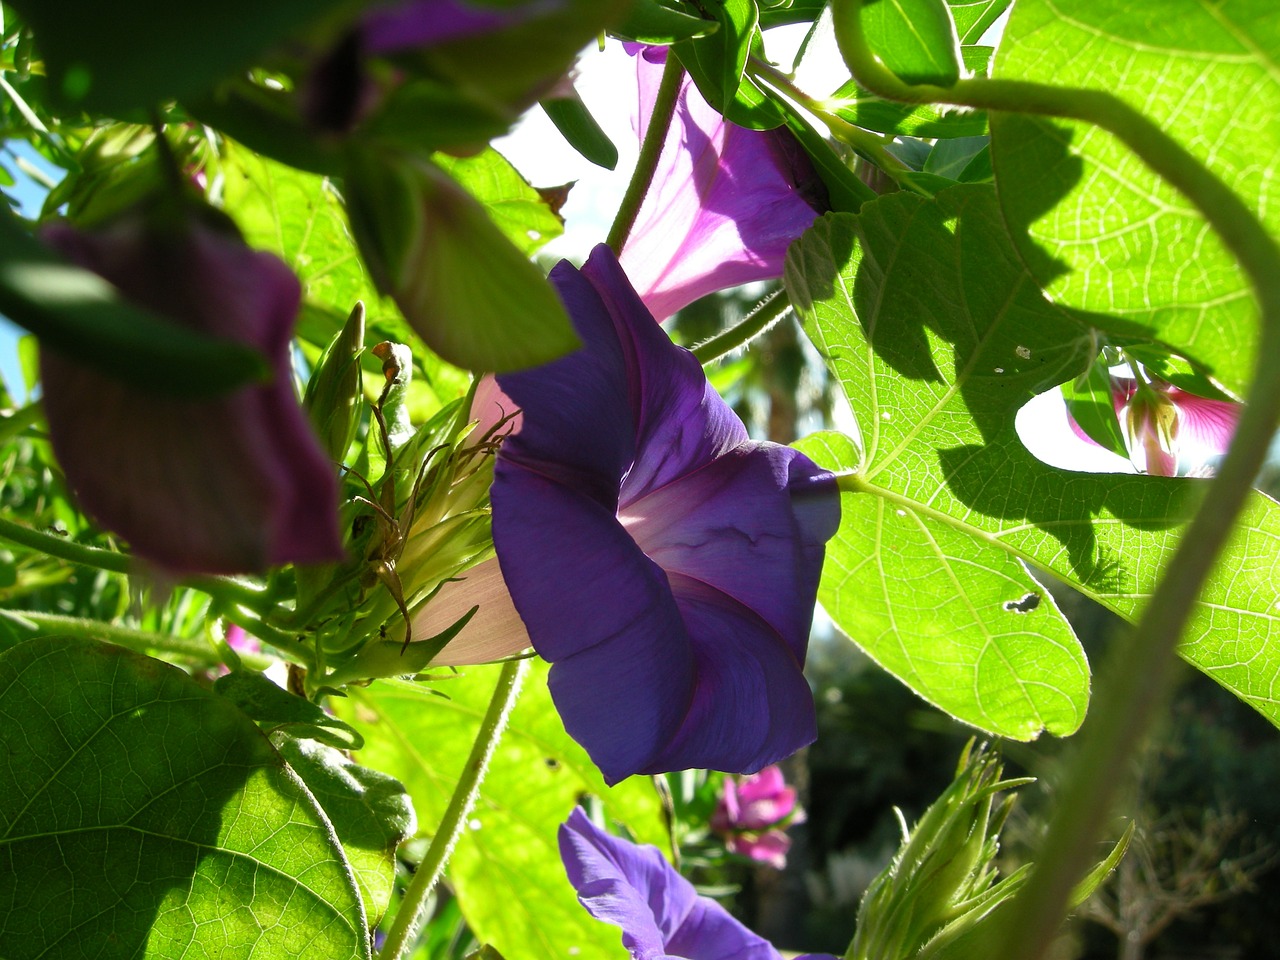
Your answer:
39;215;344;574
619;47;828;321
492;245;840;783
560;808;837;960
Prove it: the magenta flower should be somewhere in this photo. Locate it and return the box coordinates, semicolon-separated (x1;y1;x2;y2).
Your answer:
39;215;344;574
618;46;827;321
561;808;837;960
710;765;803;869
491;245;840;784
1036;373;1240;478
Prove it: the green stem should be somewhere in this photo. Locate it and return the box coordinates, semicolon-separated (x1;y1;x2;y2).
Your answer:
0;515;274;613
606;52;684;254
830;3;1280;958
0;401;41;444
378;658;527;960
747;56;922;193
691;290;791;364
0;609;271;670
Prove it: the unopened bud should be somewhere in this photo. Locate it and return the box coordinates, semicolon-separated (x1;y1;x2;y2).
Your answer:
303;302;366;463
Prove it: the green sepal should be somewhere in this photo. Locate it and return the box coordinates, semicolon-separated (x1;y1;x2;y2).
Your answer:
343;148;578;373
1063;357;1129;459
0;210;270;396
541;94;620;171
304;301;366;464
856;0;964;86
325;606;477;686
611;0;720;43
214;669;366;750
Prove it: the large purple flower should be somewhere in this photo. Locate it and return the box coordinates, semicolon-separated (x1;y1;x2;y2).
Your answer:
560;807;837;960
39;215;344;575
619;46;827;321
492;245;839;783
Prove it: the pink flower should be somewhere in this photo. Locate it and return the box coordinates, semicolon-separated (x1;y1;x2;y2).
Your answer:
619;47;827;321
711;765;803;869
39;214;344;574
1049;374;1239;478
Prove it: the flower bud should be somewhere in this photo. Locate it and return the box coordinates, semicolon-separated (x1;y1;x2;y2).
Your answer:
303;302;366;463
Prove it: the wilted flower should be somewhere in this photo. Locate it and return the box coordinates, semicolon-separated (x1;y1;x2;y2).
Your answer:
711;765;803;869
39;214;344;574
619;46;828;321
560;807;837;960
491;245;840;783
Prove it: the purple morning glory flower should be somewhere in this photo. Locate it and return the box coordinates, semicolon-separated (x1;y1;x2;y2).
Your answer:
560;807;837;960
39;215;344;575
491;244;839;784
619;46;828;321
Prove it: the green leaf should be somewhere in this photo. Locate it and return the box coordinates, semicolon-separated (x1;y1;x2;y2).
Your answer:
925;136;989;180
337;662;670;960
0;636;369;958
215;669;366;750
434;149;565;256
541;96;620;171
0;211;270;396
276;736;415;929
216;142;469;413
674;0;785;130
344;150;578;373
858;0;963;85
785;186;1280;733
612;0;720;43
989;0;1280;399
9;0;350;113
947;0;1010;44
363;80;516;156
797;432;1089;739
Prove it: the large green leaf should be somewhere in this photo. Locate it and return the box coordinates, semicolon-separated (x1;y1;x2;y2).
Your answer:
338;662;670;960
0;636;369;958
785;186;1280;733
435;149;565;256
989;0;1280;398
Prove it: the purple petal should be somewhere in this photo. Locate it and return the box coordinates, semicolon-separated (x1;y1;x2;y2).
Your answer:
39;219;343;574
559;808;782;960
622;444;836;664
642;574;817;775
619;49;825;320
728;831;791;869
491;467;695;783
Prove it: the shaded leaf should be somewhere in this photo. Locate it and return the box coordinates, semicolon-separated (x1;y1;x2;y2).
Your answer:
215;669;365;750
785;186;1280;733
989;0;1280;398
0;636;369;958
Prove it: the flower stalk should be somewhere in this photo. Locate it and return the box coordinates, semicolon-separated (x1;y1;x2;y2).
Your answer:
691;289;792;364
377;657;527;960
606;52;685;254
829;2;1280;958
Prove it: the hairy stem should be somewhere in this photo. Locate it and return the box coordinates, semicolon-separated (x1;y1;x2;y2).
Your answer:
692;289;792;364
0;515;273;613
0;609;275;668
830;3;1280;958
606;52;684;254
378;658;527;960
